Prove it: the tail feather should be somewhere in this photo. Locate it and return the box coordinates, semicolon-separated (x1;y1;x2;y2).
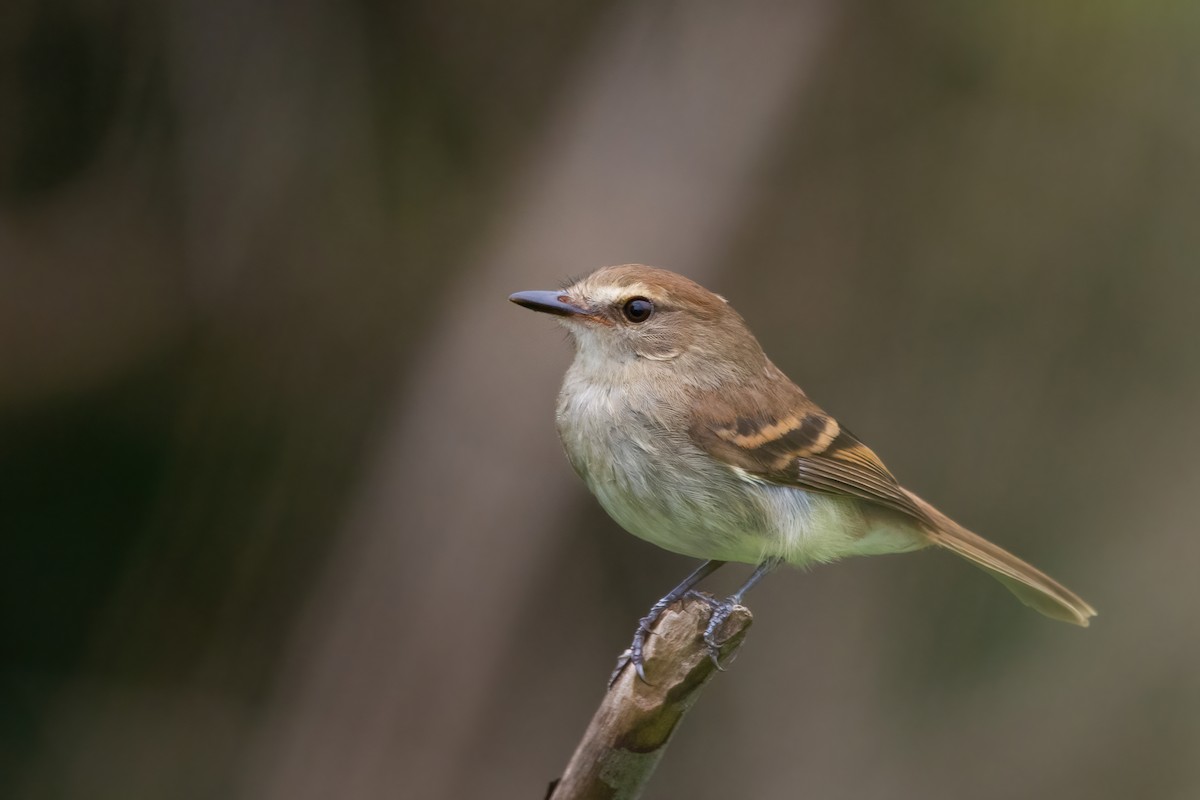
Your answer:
904;490;1097;627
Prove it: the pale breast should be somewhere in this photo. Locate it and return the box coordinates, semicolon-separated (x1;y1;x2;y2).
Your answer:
554;374;926;566
556;379;780;563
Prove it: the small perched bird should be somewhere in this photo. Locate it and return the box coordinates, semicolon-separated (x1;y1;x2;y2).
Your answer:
510;264;1094;679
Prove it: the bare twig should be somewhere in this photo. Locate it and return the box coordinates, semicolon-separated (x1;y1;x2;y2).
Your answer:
547;596;753;800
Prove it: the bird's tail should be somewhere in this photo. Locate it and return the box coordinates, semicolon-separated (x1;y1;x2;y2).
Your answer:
904;489;1097;626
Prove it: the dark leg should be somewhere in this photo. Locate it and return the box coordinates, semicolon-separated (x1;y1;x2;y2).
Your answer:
690;557;781;669
613;559;726;684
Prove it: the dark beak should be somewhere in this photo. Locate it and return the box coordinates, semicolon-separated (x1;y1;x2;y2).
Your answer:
508;290;590;318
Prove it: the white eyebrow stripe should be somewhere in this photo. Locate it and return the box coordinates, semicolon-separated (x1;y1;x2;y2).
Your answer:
589;282;655;306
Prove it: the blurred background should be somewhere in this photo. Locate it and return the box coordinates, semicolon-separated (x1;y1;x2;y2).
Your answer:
3;0;1199;798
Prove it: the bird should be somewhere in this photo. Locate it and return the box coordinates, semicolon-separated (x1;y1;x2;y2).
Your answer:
509;264;1095;680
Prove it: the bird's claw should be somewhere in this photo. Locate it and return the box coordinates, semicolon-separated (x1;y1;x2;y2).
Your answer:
610;613;660;687
611;647;651;686
689;590;742;670
612;580;748;686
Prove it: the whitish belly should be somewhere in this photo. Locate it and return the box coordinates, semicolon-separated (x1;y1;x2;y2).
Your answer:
578;444;924;566
557;384;924;566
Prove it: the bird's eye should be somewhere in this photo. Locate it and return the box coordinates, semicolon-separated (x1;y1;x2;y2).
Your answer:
622;297;654;323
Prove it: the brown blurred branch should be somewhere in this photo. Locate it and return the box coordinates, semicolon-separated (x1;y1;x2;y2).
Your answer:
547;596;753;800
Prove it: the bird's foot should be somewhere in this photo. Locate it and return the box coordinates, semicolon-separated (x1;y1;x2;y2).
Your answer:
610;599;674;686
685;590;745;670
609;560;729;687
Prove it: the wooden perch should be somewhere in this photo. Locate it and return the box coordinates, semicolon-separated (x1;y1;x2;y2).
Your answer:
547;595;753;800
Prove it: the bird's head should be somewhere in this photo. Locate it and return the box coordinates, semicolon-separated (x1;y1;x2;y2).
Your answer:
510;264;767;385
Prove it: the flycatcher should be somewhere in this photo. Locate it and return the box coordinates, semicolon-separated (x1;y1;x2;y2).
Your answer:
510;264;1094;679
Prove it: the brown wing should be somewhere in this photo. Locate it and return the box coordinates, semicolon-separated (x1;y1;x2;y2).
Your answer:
690;385;1098;626
689;387;924;520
